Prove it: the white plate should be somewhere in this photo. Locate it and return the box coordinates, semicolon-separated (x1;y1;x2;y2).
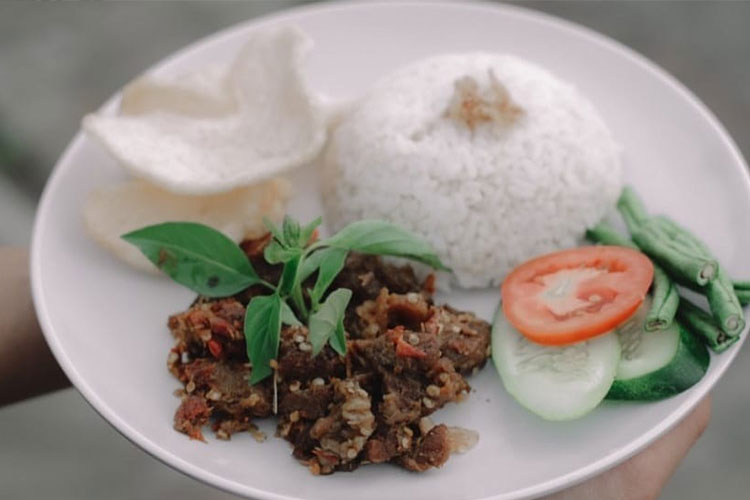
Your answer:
31;2;750;500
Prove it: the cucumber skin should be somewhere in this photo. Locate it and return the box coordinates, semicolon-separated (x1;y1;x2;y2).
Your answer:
606;322;709;401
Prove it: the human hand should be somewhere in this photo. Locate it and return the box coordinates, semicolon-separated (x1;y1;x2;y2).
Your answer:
544;395;711;500
0;247;69;407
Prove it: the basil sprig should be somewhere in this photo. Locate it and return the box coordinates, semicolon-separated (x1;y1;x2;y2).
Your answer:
244;293;283;384
308;289;352;356
123;215;446;384
121;222;266;297
307;247;348;306
321;220;450;271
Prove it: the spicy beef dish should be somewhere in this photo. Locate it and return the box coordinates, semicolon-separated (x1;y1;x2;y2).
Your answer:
166;234;491;474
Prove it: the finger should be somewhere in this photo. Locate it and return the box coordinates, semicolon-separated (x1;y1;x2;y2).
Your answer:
0;248;70;407
619;395;712;497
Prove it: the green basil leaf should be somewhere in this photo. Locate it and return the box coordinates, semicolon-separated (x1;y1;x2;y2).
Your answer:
308;288;352;356
245;294;282;384
264;241;302;265
263;217;285;244
282;216;301;247
310;247;348;306
298;248;329;283
324;220;449;271
278;254;302;296
300;217;322;247
280;300;302;326
122;222;261;297
329;318;347;356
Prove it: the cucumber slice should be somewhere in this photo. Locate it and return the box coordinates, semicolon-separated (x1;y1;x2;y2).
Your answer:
607;297;709;401
491;307;620;421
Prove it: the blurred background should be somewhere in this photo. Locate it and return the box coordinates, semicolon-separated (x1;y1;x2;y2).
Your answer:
1;1;749;499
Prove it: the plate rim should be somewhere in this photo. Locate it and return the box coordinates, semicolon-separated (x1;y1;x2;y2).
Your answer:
30;1;750;499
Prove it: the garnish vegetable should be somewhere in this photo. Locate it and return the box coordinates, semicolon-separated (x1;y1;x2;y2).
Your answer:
616;187;745;339
491;305;621;421
676;297;740;353
123;216;447;383
586;222;679;332
734;281;750;306
501;246;654;345
652;215;744;336
631;225;718;287
606;297;709;401
619;188;718;287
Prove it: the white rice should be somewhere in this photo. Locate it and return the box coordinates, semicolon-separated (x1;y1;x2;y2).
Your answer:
322;53;622;288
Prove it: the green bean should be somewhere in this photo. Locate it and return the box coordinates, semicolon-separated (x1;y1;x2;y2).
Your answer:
585;223;637;249
651;216;744;334
616;194;718;286
669;267;747;332
632;224;718;287
613;187;746;342
736;288;750;307
586;222;679;331
652;216;711;255
677;297;740;353
617;186;649;234
645;266;680;332
706;269;745;336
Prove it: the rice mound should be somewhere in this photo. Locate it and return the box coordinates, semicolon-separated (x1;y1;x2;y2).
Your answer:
322;53;622;288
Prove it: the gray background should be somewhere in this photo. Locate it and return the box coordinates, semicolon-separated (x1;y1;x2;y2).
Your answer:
1;1;748;499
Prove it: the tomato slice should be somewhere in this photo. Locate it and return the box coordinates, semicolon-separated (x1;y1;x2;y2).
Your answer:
501;246;653;345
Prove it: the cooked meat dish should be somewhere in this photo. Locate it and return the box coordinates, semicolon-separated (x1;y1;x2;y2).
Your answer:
167;234;491;474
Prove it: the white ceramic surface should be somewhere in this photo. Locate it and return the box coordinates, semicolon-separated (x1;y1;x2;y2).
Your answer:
30;2;750;500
